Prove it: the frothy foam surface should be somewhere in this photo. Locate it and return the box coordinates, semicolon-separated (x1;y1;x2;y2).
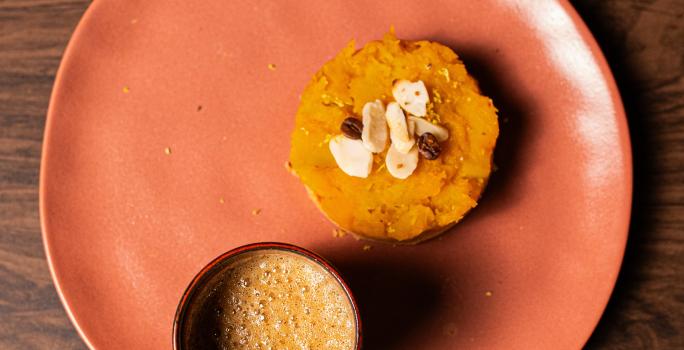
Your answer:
183;250;356;350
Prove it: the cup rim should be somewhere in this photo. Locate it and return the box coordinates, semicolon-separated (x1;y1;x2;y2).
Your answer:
173;242;362;350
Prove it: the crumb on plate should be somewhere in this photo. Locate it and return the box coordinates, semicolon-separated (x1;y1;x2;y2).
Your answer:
332;228;347;238
442;322;458;337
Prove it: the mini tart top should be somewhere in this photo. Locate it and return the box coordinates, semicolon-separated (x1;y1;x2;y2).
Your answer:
289;32;498;241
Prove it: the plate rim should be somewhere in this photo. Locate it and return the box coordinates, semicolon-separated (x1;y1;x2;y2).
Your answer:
40;1;99;348
556;0;633;346
39;0;633;348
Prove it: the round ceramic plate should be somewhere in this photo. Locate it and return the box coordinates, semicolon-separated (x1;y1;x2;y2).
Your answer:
41;0;632;349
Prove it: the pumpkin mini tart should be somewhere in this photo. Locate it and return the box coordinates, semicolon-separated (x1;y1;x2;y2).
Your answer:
289;32;498;243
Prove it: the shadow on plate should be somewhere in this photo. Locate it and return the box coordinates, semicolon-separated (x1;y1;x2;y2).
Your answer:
456;44;537;214
332;255;443;349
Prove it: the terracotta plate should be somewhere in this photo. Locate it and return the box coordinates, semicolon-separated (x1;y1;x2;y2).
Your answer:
41;0;632;349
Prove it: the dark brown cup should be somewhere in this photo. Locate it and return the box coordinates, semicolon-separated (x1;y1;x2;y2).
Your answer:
173;242;362;349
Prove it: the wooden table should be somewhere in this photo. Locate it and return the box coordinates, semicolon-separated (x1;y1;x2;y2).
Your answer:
0;0;681;349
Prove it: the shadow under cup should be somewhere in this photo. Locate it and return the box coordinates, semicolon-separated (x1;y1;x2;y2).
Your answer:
173;243;362;350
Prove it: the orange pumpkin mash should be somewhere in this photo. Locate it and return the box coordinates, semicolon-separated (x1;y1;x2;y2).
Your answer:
289;32;498;242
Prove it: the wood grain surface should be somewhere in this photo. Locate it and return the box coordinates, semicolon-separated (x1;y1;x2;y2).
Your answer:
0;0;682;349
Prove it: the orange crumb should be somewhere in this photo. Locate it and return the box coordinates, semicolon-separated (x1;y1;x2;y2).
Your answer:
442;322;458;337
332;228;347;238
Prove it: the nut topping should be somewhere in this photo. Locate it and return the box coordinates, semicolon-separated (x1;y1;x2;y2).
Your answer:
408;116;449;142
329;135;373;178
361;100;388;153
386;143;419;179
385;102;414;154
392;80;429;117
